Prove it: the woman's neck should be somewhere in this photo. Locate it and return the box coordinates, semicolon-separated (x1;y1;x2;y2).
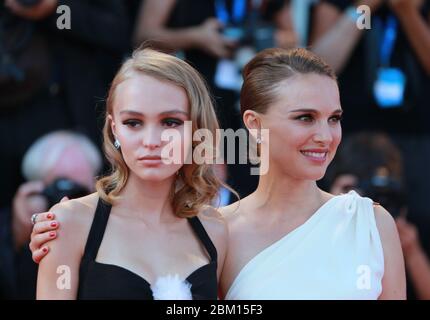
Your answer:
251;165;325;221
115;173;178;224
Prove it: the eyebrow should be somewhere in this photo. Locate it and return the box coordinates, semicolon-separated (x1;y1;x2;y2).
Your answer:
288;108;343;115
119;109;189;117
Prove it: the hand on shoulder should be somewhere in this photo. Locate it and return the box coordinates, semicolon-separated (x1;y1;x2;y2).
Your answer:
48;193;99;233
43;193;100;261
36;193;99;299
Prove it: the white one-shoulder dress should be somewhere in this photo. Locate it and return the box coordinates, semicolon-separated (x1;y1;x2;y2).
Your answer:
225;191;385;300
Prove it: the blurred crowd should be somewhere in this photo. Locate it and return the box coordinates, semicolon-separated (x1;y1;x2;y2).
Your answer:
1;0;430;299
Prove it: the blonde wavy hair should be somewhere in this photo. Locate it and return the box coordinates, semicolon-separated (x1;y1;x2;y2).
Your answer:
96;48;232;218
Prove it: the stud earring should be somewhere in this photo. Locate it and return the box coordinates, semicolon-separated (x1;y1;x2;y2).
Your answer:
114;139;121;149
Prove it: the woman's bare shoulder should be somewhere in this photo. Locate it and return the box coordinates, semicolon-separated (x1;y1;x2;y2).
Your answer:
373;204;398;241
43;193;100;259
49;192;99;235
373;204;406;299
37;193;100;298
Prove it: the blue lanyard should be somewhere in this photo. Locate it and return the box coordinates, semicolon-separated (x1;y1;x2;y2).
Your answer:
215;0;247;25
377;15;398;67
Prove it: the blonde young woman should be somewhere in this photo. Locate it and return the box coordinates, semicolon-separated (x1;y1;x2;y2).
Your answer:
33;48;229;299
31;48;405;300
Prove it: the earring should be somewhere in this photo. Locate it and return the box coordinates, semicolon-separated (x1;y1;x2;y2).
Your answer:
114;139;121;149
256;137;262;144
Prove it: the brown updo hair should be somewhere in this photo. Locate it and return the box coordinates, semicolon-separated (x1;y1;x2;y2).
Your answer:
240;48;337;115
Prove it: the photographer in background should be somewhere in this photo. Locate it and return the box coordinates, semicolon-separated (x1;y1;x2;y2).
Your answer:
326;132;430;299
327;132;406;216
134;0;297;101
0;130;101;299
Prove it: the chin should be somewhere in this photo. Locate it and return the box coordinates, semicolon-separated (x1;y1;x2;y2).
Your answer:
299;168;328;181
133;168;173;182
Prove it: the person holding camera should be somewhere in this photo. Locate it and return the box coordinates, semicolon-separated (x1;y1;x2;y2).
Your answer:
12;131;101;250
326;132;405;211
0;130;101;299
134;0;297;112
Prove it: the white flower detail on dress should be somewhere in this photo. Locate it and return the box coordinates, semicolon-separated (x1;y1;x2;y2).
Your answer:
151;274;193;300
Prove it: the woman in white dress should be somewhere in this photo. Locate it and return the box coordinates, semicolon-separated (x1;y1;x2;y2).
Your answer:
218;48;405;300
29;48;405;300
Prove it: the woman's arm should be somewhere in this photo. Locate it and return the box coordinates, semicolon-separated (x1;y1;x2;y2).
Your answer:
36;200;89;299
271;1;298;49
133;0;235;58
388;0;430;75
310;1;383;73
396;217;430;299
403;247;430;299
134;0;184;49
374;205;406;300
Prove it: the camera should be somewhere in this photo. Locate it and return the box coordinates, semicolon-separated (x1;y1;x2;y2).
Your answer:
358;167;407;218
16;0;42;7
41;178;90;208
222;21;275;52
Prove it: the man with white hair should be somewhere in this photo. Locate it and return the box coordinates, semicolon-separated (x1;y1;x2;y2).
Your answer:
0;130;101;299
13;130;102;249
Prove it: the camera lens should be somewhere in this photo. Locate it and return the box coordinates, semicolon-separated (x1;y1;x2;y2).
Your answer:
42;178;90;208
16;0;42;7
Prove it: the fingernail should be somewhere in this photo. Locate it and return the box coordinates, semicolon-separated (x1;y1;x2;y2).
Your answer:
49;232;56;238
51;222;57;227
47;213;53;219
42;247;48;253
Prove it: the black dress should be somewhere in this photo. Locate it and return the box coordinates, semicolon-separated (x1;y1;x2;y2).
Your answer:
77;199;218;300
